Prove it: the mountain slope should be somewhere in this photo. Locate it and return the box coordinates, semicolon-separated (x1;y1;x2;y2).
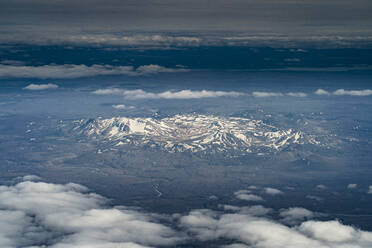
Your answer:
71;114;324;155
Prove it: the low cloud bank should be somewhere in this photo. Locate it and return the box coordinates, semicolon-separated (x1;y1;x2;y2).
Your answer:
252;89;372;98
252;92;283;97
252;91;307;97
0;180;182;248
23;83;59;90
0;64;188;79
315;88;372;96
93;89;244;99
287;92;307;97
1;30;371;48
180;209;372;248
1;33;202;47
1;179;372;248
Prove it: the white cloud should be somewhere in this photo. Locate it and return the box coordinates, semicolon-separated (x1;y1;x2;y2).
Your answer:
94;89;244;99
112;104;135;110
93;88;372;99
208;195;218;200
180;209;372;248
221;204;272;216
234;190;264;202
333;89;372;96
0;181;182;248
0;64;188;79
2;179;372;248
252;92;283;97
21;175;41;181
1;29;372;48
252;91;307;97
315;88;372;96
30;34;202;47
279;207;316;225
23;83;59;90
298;220;357;243
136;64;188;74
124;89;244;100
368;186;372;194
93;88;124;95
347;184;357;189
0;60;25;66
223;244;250;248
264;187;283;195
315;89;331;95
316;184;327;190
287;92;307;97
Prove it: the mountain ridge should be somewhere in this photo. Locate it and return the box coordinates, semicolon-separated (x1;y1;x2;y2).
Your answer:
70;114;324;155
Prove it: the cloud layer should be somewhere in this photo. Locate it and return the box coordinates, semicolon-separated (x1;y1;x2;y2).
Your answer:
253;89;372;98
93;89;244;99
180;208;372;248
1;179;372;248
95;88;372;99
0;64;187;79
0;180;182;248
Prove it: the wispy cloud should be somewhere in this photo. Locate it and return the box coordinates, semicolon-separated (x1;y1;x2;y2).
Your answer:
0;64;188;79
368;186;372;194
21;175;42;181
220;204;272;216
136;64;188;74
306;195;323;201
0;33;202;47
334;89;372;96
252;92;283;97
93;89;244;99
2;29;372;48
112;104;135;110
315;88;372;96
316;184;327;190
93;88;124;95
347;184;357;189
287;92;307;97
123;89;244;99
252;91;307;97
23;83;59;90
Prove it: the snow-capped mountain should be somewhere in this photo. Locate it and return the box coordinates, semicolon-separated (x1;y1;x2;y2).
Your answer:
70;114;323;155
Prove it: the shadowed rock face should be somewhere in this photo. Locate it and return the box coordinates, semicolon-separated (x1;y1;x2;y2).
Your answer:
70;114;327;155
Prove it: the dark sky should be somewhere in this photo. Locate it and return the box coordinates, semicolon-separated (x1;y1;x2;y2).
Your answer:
1;0;372;45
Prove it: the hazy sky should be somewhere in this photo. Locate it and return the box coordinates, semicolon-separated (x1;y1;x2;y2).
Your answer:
1;0;372;45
